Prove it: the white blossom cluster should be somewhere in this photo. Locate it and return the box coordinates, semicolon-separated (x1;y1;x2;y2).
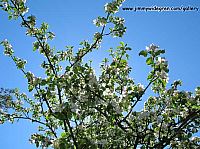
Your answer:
104;0;125;13
93;17;107;27
145;43;159;52
1;39;14;56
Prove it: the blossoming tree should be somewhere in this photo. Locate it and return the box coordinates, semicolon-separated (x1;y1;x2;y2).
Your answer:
0;0;199;148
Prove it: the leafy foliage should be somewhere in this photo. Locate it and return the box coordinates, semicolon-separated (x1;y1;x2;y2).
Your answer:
0;0;199;148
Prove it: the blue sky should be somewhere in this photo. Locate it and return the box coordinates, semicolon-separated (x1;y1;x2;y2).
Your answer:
0;0;200;148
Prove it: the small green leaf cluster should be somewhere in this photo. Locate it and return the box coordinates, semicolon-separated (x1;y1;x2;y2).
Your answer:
104;0;125;14
139;44;169;93
0;39;14;56
0;0;28;19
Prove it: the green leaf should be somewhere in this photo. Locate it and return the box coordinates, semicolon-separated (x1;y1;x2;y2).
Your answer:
155;49;165;56
121;59;127;63
120;41;125;47
8;15;12;20
53;112;68;120
164;67;169;73
28;85;34;92
41;22;49;31
61;132;67;138
33;42;39;51
192;105;200;110
139;50;148;57
40;79;47;86
188;133;192;138
36;141;39;148
146;57;153;65
160;49;165;54
125;47;131;51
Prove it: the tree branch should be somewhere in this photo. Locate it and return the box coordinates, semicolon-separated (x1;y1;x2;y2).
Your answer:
68;13;110;70
120;76;159;124
152;110;200;148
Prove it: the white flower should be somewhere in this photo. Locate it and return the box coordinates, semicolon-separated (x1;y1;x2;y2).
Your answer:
182;91;191;99
104;2;119;13
93;19;97;25
146;44;159;52
160;70;168;79
191;137;197;141
189;96;195;102
115;68;120;75
157;57;162;64
98;139;107;145
110;100;122;114
110;100;117;107
122;86;127;95
89;73;97;86
101;83;106;88
15;100;24;105
103;88;110;96
139;111;149;119
2;2;8;9
93;17;107;27
162;123;168;129
78;93;89;102
115;106;122;114
195;88;200;96
154;132;159;137
84;116;90;124
157;57;168;65
155;70;169;83
157;116;162;124
70;102;78;113
145;46;150;51
138;83;144;92
104;3;110;12
180;111;187;117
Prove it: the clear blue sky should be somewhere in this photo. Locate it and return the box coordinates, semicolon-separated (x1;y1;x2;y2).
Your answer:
0;0;200;148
